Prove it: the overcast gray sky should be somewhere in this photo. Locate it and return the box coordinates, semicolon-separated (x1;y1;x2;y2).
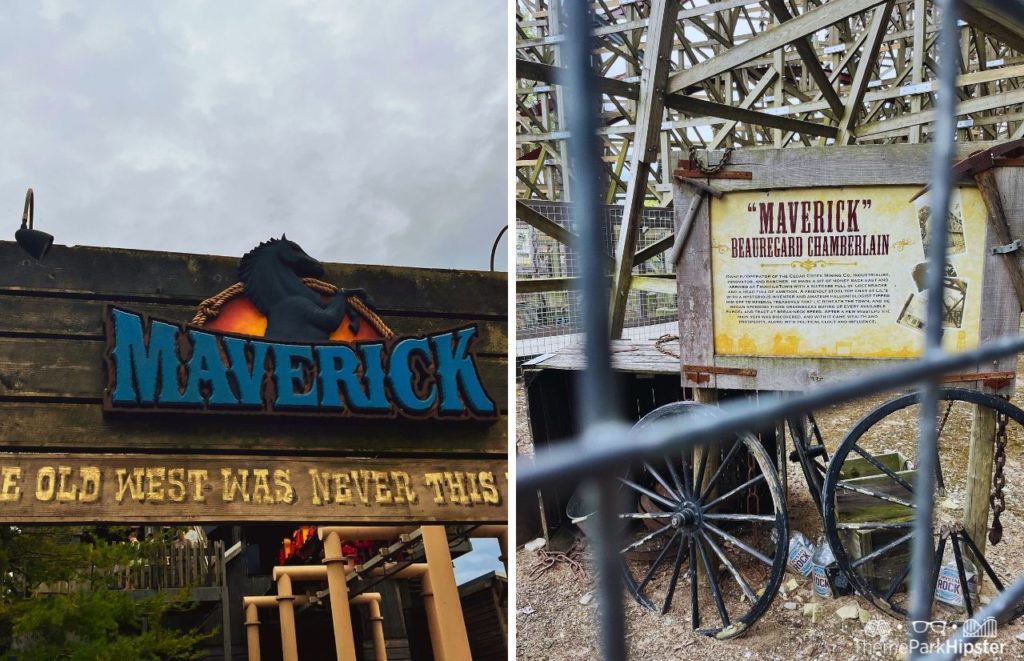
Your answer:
0;1;507;271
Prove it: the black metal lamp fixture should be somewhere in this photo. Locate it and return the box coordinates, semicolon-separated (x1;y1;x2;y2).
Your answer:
15;188;53;261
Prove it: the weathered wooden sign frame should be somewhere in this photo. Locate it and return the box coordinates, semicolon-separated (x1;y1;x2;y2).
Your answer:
676;144;1023;394
0;241;508;523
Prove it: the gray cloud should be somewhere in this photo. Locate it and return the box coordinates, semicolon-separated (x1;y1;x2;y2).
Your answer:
0;0;507;271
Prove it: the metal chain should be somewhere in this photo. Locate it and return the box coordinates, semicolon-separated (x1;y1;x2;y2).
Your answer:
654;334;680;358
688;146;734;175
989;410;1009;545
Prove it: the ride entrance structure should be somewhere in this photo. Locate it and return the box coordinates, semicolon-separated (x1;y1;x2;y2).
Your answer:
0;236;508;659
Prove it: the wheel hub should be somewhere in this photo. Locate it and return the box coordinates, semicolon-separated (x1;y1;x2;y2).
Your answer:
672;503;702;531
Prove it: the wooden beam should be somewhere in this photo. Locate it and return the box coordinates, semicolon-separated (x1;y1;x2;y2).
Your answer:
975;169;1024;309
856;87;1024;137
515;200;577;247
960;2;1024;55
517;58;838;138
764;0;845;119
609;0;681;339
663;93;839;138
630;274;677;295
666;0;890;94
633;233;675;265
708;67;780;149
836;2;896;144
0;453;509;524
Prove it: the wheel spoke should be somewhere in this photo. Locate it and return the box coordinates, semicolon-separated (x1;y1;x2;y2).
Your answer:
951;533;974;618
699;438;744;502
696;535;730;627
661;532;688;615
702;474;766;512
645;461;683;501
851;444;914;494
620;512;673;520
689;535;699;629
934;400;954;491
702;529;757;603
664;457;689;499
702;521;773;567
703;513;776;522
637;530;681;595
681;447;695;497
621;522;674;554
851;533;913;569
835;481;915;509
619;477;678;510
883;562;912;601
835;521;913;531
958;529;1005;591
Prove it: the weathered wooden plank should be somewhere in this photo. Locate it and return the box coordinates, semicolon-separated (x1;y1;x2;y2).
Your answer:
675;183;716;389
666;0;890;94
0;295;506;355
0;242;506;318
608;0;681;339
529;341;679;375
0;336;508;409
0;453;508;523
675;144;998;192
0;402;507;455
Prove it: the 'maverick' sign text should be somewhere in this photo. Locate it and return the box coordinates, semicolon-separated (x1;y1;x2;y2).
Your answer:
104;307;497;420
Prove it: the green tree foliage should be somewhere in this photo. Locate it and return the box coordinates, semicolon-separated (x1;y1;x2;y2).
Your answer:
0;527;209;660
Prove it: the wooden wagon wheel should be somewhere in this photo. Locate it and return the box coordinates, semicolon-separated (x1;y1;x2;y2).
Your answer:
616;402;789;640
822;388;1024;625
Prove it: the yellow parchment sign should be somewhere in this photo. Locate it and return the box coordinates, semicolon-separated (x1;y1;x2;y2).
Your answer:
710;186;987;359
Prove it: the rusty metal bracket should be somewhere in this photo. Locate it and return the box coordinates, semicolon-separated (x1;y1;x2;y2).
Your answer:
991;240;1021;255
683;364;758;377
942;371;1016;389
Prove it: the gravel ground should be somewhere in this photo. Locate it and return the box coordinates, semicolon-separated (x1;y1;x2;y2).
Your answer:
515;364;1024;660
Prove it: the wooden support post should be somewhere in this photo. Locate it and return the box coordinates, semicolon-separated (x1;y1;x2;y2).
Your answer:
420;573;446;661
218;541;232;661
245;602;261;661
421;526;472;661
964;404;997;590
694;388;719;586
321;532;357;661
351;593;388;661
275;573;299;661
976;169;1024;308
609;0;681;338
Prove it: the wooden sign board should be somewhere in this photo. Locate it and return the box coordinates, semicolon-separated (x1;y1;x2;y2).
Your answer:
710;185;988;358
0;240;508;524
0;454;507;524
676;145;1022;393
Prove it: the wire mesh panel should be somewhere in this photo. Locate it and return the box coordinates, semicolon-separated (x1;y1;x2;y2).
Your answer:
516;201;677;357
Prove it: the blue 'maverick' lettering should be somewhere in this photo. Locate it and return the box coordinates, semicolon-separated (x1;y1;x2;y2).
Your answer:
317;344;389;412
272;344;318;408
106;308;495;420
388;337;436;413
110;309;189;405
432;327;496;415
358;343;391;411
222;337;272;407
183;329;237;405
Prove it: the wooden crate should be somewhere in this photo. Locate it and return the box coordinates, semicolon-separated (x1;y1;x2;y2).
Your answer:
837;452;913;593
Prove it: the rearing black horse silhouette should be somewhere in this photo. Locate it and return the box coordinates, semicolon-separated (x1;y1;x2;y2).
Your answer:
239;235;371;342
